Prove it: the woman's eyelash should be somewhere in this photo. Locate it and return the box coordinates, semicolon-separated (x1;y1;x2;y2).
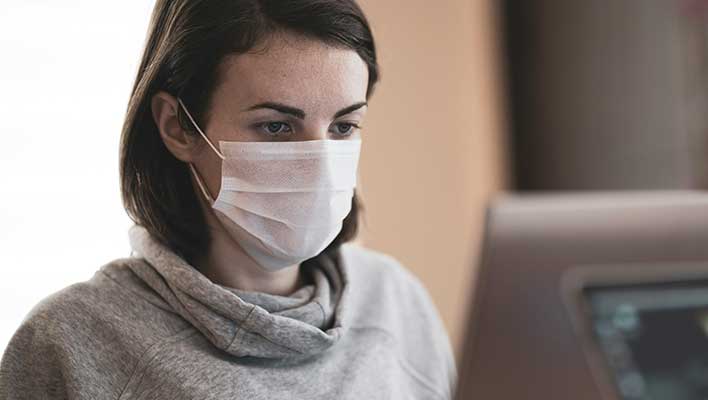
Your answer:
332;122;362;134
257;121;292;136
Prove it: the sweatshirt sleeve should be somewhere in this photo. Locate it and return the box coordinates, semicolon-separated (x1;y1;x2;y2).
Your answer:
0;311;69;399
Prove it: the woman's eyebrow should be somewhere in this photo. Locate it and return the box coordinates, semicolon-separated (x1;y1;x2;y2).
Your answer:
334;102;367;118
244;101;368;119
245;102;306;119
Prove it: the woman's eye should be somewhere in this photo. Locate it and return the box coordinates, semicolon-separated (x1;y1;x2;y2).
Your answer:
259;122;292;136
331;123;360;137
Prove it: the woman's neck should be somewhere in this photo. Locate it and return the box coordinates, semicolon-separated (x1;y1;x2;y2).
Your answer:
193;221;306;296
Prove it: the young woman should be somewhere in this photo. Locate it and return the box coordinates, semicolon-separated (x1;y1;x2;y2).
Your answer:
0;1;457;399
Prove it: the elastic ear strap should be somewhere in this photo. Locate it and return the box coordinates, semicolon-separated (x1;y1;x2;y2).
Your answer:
189;163;215;204
177;97;225;160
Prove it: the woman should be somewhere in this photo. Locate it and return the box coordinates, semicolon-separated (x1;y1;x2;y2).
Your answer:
0;1;457;399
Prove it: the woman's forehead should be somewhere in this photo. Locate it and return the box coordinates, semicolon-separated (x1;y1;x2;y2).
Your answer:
213;35;369;112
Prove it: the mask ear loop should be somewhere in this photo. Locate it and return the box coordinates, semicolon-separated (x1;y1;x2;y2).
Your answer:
177;97;226;205
177;97;226;160
188;163;215;204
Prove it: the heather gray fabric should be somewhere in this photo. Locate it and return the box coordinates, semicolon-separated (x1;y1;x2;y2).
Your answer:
0;225;458;399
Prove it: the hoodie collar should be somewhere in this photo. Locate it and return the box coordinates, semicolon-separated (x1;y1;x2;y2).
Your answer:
126;225;350;359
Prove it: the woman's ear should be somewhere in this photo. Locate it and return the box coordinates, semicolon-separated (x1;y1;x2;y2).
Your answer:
151;91;200;162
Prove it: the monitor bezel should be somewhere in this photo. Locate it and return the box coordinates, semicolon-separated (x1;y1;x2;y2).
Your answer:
560;261;708;400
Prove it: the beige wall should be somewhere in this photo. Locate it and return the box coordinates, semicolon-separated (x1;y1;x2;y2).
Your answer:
355;0;508;361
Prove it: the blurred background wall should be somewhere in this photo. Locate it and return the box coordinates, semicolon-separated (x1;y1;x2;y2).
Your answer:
505;0;708;191
355;0;509;359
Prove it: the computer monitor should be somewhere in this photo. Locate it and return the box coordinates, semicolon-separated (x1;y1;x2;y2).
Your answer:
455;192;708;400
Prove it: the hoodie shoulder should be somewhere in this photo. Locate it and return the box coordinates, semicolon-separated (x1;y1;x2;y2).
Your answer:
0;260;133;399
339;243;416;283
338;243;441;312
338;243;458;400
0;258;189;400
13;258;180;337
337;243;446;330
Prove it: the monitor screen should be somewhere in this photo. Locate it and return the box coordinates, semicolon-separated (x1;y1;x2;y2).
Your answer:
585;281;708;400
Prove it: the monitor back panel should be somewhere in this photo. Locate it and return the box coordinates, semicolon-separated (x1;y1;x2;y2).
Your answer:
456;193;708;400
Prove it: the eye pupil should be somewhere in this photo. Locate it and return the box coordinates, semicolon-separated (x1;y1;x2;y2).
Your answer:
267;122;283;133
338;124;352;134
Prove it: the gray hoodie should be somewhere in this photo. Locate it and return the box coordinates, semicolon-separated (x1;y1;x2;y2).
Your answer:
0;225;458;399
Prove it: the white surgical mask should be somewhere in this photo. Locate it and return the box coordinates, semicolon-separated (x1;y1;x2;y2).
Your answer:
177;98;361;271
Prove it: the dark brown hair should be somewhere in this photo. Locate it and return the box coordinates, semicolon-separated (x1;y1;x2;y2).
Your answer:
120;0;379;264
